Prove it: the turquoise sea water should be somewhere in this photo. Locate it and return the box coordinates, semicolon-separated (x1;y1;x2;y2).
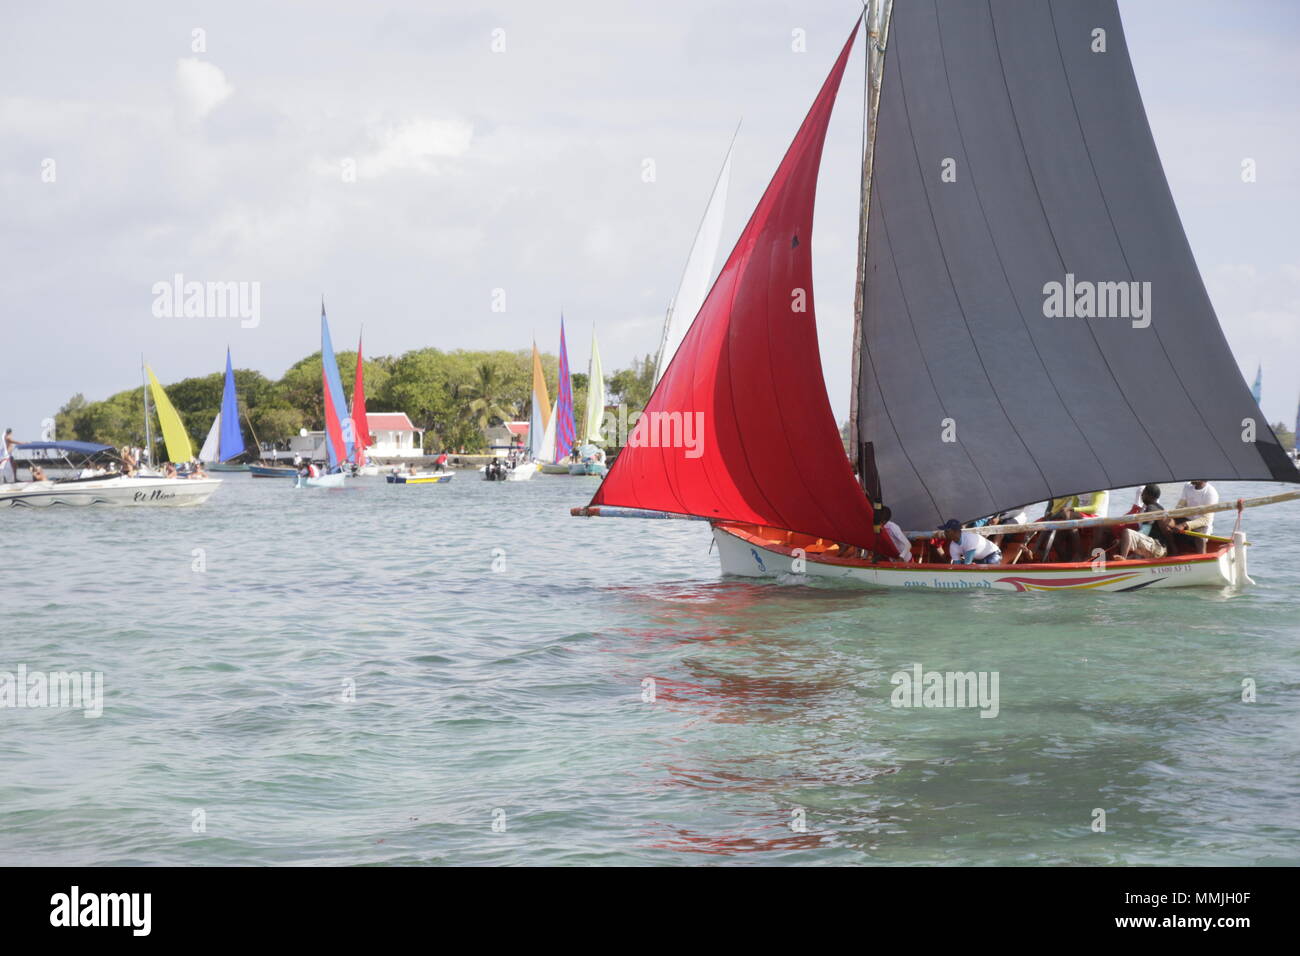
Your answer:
1;474;1297;865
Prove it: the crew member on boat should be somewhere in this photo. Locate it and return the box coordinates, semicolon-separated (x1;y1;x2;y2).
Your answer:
2;428;22;482
987;509;1030;565
942;519;1001;565
1114;484;1168;560
1172;480;1219;552
876;506;911;562
1040;490;1111;561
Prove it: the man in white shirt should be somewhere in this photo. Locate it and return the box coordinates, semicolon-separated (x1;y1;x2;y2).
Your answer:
1175;480;1218;533
876;506;911;562
1171;480;1219;552
941;519;1002;565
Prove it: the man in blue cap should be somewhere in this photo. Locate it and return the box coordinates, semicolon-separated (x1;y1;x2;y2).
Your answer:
941;519;1002;565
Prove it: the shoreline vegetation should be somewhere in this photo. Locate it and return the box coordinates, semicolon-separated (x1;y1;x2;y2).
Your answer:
55;349;658;456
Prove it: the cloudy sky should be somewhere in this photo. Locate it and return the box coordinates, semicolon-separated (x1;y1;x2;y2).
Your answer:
1;0;1297;438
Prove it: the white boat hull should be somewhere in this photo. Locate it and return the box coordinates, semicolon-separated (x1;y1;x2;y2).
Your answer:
295;473;346;489
0;476;221;509
713;525;1240;593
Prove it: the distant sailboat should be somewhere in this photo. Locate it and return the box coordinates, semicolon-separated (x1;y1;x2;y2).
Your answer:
350;333;377;474
541;319;580;474
554;319;577;462
510;342;551;480
654;126;738;385
581;328;605;445
199;349;247;469
298;301;351;488
146;366;193;465
576;4;1299;593
1251;364;1262;405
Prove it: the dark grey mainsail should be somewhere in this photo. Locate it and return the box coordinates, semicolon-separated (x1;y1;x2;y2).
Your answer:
854;0;1297;531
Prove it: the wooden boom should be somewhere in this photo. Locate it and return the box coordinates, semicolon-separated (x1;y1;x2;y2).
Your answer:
571;506;707;521
907;489;1300;539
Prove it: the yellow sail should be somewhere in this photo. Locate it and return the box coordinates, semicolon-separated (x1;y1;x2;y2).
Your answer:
531;343;552;428
147;366;194;463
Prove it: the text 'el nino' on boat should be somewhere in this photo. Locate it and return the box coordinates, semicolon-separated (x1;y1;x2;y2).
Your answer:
573;0;1300;593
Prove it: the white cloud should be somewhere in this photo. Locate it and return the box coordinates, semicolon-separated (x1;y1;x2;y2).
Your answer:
355;117;473;179
176;58;233;120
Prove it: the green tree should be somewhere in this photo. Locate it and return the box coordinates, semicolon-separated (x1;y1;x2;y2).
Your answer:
607;354;655;412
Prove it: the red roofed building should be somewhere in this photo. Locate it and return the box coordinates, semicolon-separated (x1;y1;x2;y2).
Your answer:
363;412;424;458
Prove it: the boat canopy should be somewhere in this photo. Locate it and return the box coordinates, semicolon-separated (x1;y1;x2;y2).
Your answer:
590;24;892;555
13;441;113;457
854;0;1299;530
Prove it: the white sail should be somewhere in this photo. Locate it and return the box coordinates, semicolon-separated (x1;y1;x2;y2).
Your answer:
583;329;605;444
198;413;221;463
654;131;736;384
539;408;557;463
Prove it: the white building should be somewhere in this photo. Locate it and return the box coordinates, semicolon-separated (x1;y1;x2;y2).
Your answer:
284;412;425;462
362;412;424;458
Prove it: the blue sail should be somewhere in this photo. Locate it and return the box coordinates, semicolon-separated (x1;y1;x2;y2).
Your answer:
219;348;245;461
320;302;354;469
1251;364;1262;405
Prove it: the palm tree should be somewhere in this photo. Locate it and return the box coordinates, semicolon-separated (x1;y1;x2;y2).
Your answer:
457;362;514;432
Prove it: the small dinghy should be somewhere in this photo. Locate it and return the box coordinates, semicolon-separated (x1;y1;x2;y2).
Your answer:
387;471;453;485
294;472;345;489
249;464;296;478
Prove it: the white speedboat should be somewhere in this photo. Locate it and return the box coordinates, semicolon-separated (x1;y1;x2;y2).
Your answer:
481;459;536;481
0;474;221;508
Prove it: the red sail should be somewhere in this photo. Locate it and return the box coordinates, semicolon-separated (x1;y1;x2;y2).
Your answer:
352;335;372;466
590;23;890;555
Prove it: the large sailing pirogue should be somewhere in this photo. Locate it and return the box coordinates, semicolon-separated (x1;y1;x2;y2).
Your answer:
575;0;1300;592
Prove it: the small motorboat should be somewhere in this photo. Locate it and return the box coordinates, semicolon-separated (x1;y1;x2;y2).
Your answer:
1;474;223;508
386;471;453;485
1;442;223;508
482;458;530;481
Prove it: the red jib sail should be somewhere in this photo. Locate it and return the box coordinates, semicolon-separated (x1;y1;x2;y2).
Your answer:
590;23;890;555
352;334;372;467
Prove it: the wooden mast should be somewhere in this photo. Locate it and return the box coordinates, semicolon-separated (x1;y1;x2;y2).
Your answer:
849;0;893;493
